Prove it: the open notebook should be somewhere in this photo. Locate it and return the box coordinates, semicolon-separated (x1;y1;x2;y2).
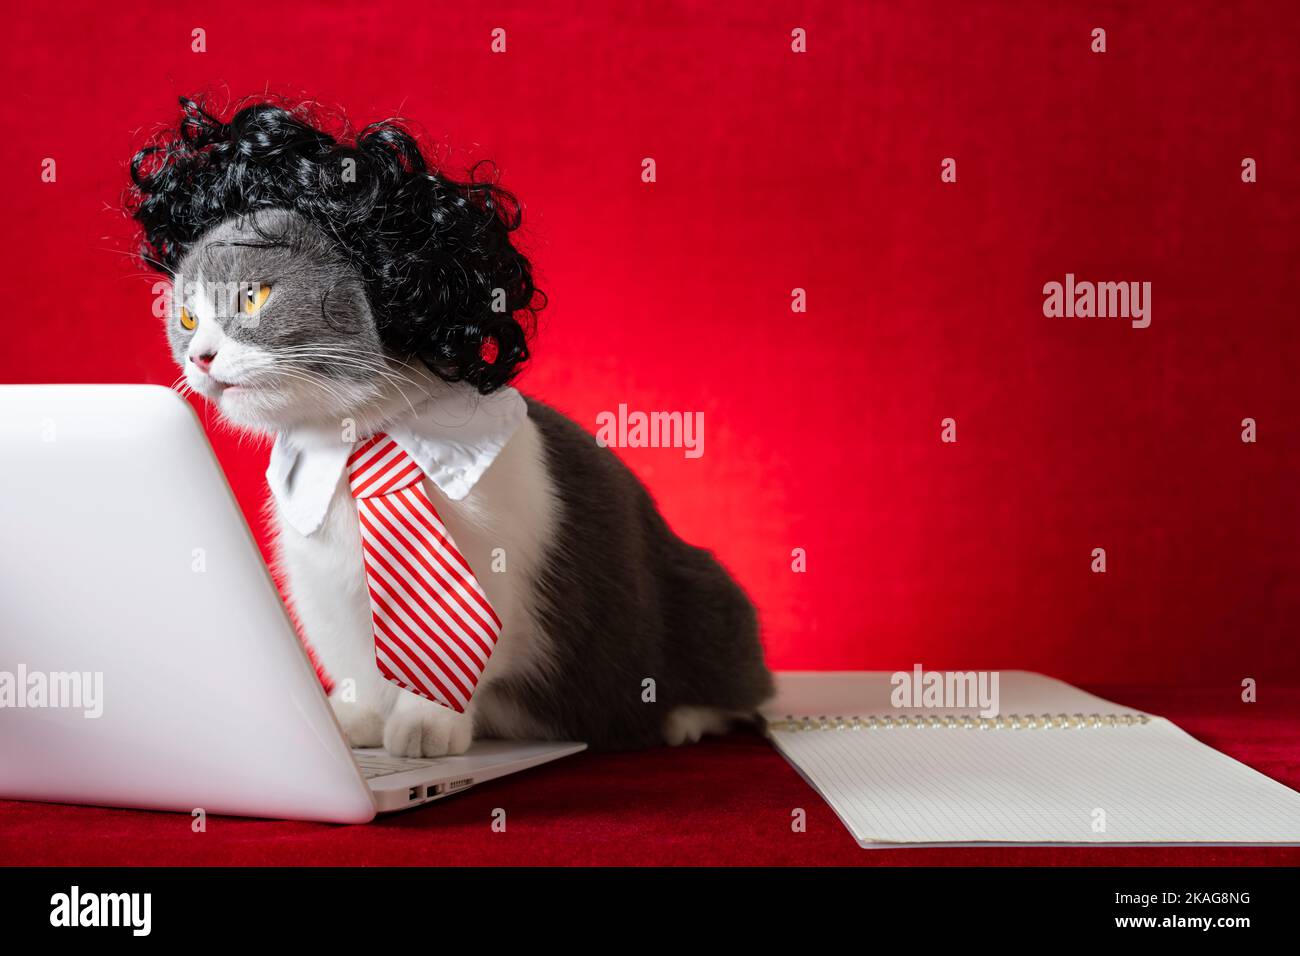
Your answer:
764;671;1300;847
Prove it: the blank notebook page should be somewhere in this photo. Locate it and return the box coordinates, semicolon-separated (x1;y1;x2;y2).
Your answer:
765;672;1300;846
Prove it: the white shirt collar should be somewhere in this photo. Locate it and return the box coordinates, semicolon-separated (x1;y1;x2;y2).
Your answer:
267;386;527;536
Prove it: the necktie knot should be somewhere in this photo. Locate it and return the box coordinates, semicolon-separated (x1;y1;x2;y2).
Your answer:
346;434;425;499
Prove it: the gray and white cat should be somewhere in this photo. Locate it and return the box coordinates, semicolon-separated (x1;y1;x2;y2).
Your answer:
165;208;773;755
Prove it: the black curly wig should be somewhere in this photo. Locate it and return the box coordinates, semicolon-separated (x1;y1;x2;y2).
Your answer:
127;96;542;393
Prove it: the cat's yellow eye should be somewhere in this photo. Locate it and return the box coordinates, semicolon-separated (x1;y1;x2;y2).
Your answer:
242;284;271;316
179;306;196;331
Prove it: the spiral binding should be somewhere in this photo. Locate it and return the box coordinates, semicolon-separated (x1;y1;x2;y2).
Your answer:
765;712;1152;732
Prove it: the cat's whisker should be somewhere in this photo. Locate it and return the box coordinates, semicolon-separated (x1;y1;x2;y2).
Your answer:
269;353;429;419
279;348;429;383
273;356;419;386
257;364;377;414
211;355;353;410
267;352;419;384
268;345;428;383
168;374;197;400
258;368;355;409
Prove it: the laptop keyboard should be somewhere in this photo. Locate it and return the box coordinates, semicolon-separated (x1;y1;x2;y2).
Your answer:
353;753;438;780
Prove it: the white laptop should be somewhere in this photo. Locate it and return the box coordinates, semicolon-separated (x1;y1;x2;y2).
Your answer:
0;385;584;823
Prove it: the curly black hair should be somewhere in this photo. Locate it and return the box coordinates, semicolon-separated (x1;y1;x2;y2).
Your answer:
127;96;542;393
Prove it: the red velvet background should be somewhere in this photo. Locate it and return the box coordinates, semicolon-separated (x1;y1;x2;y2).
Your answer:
1;0;1297;688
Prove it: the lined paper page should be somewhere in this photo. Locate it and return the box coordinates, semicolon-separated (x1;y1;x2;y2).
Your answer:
765;673;1300;846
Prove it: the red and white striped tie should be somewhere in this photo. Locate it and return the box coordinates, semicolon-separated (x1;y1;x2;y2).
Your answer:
346;433;501;712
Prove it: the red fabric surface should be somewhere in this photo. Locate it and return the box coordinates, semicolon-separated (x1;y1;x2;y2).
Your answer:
2;685;1296;866
1;2;1298;684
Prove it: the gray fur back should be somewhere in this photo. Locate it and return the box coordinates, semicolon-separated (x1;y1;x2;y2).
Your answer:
483;398;774;750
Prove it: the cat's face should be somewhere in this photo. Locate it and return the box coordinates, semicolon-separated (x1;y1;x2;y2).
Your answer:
167;208;414;432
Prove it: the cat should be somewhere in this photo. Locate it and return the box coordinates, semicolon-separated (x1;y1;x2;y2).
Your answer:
133;97;773;756
162;207;774;755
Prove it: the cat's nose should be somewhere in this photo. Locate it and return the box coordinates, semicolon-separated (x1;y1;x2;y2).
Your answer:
191;352;216;373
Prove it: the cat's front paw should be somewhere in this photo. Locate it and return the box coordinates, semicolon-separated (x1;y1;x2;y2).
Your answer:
331;696;384;748
383;693;473;757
